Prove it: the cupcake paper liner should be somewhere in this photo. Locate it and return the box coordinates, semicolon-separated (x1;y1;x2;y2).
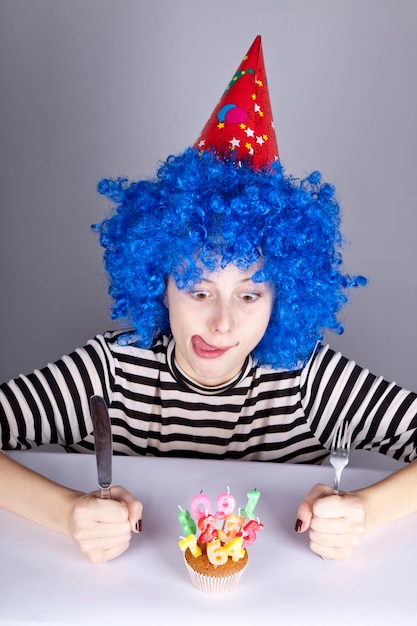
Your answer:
183;554;247;594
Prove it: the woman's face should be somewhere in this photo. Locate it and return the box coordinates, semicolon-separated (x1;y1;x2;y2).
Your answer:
164;262;274;387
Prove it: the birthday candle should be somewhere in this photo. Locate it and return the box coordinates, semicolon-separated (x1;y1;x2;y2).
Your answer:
190;492;212;521
206;536;245;566
239;488;260;520
177;506;196;536
197;514;218;544
217;513;245;543
242;519;264;547
178;534;202;558
225;536;245;562
215;487;236;521
206;538;229;566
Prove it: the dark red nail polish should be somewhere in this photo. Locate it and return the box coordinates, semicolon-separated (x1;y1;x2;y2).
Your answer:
294;518;303;532
135;519;142;532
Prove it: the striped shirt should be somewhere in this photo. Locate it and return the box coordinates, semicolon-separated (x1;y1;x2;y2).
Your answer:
1;330;417;464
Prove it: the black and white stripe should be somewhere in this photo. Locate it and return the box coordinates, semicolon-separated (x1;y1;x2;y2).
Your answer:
1;330;416;463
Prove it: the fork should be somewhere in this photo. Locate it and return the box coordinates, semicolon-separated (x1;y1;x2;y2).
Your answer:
329;420;352;494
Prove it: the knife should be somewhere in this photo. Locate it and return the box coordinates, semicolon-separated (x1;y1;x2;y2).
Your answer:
89;395;113;499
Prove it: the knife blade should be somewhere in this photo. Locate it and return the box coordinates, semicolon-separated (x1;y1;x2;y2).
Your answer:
89;395;112;499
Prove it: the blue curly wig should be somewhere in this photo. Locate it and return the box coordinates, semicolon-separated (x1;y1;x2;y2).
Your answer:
95;147;366;370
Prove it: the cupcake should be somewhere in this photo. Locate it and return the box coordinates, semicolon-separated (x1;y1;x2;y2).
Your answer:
178;488;263;594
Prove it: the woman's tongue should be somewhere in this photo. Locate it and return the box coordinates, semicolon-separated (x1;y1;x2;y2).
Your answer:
191;335;229;358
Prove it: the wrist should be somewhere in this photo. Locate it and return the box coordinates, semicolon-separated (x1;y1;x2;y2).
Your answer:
353;461;417;532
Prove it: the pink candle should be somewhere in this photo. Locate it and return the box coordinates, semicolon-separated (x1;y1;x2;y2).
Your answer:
215;487;236;521
190;492;212;521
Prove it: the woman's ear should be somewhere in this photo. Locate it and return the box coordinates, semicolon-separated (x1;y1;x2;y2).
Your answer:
163;289;169;309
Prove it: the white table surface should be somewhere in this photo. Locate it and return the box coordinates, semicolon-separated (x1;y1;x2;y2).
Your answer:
1;451;416;625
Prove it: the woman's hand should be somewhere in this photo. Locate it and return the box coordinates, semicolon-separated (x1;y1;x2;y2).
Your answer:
69;486;143;563
295;483;366;560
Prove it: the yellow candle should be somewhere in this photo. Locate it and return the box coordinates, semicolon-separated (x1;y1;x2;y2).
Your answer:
207;539;228;566
225;536;245;562
207;536;245;565
178;533;202;558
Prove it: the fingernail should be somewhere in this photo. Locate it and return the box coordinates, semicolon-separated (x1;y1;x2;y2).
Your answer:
135;519;142;533
294;518;303;532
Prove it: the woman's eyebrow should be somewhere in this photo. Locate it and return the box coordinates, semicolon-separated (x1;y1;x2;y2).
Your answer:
200;276;255;285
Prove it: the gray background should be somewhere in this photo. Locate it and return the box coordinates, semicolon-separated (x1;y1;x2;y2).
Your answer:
1;0;416;392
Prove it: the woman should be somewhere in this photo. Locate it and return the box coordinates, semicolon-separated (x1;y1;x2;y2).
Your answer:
1;146;417;563
1;37;417;563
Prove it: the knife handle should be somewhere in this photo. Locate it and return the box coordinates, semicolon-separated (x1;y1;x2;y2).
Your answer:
100;487;111;499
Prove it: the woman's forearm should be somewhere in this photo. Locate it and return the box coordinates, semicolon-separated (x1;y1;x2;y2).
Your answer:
0;451;143;563
355;458;417;532
0;450;81;535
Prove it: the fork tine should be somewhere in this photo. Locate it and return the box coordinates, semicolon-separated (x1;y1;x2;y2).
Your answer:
345;422;352;451
332;419;352;451
330;420;352;494
331;419;342;450
342;421;352;450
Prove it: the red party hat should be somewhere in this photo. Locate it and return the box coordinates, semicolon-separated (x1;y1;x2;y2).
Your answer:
194;36;279;169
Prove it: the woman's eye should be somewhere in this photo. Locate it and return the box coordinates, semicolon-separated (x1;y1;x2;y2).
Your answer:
240;292;259;303
191;290;209;300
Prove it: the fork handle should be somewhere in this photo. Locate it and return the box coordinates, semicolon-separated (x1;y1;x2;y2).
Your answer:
333;469;342;494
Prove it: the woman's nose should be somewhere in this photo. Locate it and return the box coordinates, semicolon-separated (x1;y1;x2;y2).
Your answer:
210;301;233;334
